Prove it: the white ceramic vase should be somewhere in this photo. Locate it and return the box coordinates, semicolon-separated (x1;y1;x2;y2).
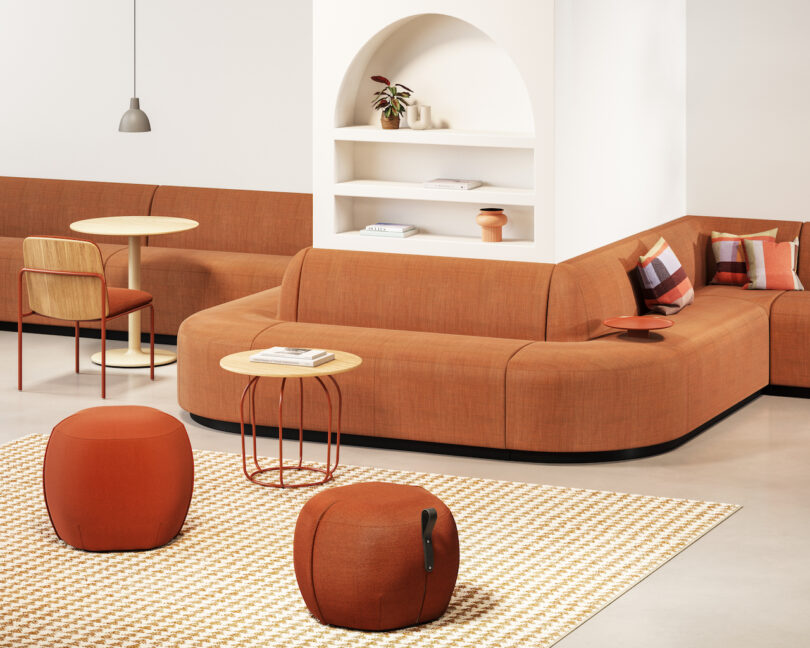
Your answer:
406;105;432;130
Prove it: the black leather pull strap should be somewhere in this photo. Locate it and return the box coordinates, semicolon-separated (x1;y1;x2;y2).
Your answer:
421;508;437;572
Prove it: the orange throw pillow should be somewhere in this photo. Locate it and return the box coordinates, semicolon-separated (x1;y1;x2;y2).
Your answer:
710;229;777;285
743;237;804;290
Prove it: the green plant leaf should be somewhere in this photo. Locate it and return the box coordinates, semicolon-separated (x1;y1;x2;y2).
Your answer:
398;92;411;98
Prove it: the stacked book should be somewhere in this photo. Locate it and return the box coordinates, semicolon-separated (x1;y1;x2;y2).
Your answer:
422;178;483;190
249;347;335;367
361;222;418;238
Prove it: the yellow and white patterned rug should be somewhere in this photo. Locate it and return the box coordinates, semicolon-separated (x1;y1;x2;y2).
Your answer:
0;434;739;648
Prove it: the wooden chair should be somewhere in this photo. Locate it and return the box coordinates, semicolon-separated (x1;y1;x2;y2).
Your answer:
18;236;154;398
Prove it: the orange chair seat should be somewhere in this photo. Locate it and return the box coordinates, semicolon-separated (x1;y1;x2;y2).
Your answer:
106;287;152;318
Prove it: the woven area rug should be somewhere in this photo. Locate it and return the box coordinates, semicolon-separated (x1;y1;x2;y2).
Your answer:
0;434;739;648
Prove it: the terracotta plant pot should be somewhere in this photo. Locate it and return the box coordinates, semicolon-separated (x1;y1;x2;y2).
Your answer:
381;114;400;129
476;208;508;242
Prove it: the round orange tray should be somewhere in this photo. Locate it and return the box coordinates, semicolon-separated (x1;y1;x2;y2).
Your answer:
603;316;673;339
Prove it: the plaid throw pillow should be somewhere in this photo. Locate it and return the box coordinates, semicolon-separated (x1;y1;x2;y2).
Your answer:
637;237;695;315
743;237;804;290
710;229;777;285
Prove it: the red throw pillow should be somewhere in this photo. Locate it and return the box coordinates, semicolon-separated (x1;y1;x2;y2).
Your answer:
743;238;804;290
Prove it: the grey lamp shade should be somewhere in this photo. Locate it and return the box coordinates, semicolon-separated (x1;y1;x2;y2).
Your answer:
119;97;151;132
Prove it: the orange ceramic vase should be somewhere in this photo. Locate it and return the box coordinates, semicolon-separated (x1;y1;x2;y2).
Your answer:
476;208;508;242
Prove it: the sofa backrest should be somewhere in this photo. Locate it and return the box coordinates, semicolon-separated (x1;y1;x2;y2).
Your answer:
689;215;802;287
148;185;312;256
547;215;803;341
0;176;156;246
278;248;554;341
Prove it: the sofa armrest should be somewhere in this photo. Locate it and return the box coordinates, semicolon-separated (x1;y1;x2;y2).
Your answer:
177;286;285;418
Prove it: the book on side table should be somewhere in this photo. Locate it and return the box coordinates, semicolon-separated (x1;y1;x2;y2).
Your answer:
249;347;335;367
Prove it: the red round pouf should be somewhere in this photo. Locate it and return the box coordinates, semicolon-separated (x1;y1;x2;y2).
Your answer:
293;481;459;631
43;406;194;552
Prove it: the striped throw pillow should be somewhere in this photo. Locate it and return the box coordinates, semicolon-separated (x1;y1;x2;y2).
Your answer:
637;237;695;314
743;237;804;290
710;228;777;285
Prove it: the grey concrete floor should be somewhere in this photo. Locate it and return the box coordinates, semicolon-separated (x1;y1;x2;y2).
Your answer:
3;329;810;646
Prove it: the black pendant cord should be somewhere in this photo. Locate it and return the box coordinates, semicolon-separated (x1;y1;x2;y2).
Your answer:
133;0;137;97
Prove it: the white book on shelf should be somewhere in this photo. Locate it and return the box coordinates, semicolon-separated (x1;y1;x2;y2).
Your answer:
360;228;418;238
422;178;483;190
364;222;416;232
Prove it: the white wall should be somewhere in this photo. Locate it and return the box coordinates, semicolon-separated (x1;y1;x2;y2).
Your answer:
555;0;687;261
687;0;810;220
0;0;312;193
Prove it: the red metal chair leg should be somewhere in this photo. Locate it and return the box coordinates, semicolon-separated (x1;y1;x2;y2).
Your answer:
17;313;23;392
149;305;155;380
17;270;24;391
100;316;106;399
74;322;80;374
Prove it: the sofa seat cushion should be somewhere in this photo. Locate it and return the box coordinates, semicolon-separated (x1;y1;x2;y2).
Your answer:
0;236;126;326
106;247;292;335
664;297;770;428
695;284;785;313
247;323;532;449
506;296;769;453
770;292;810;387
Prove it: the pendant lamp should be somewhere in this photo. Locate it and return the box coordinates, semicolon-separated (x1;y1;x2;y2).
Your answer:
119;0;151;132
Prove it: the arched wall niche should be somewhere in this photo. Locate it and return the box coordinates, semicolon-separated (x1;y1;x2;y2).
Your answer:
335;13;535;133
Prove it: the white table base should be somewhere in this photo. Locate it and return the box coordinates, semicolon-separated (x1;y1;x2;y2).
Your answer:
92;234;176;368
91;347;176;367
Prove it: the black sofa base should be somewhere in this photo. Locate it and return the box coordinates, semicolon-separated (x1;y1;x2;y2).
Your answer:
190;390;765;464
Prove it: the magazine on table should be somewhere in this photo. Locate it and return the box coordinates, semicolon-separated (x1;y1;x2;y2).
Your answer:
250;347;335;367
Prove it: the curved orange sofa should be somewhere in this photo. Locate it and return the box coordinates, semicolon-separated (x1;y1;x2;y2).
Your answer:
178;215;810;457
0;176;311;335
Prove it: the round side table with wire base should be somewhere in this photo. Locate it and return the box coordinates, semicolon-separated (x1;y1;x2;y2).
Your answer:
219;350;362;488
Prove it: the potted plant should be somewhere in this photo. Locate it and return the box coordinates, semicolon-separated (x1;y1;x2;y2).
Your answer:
370;75;412;129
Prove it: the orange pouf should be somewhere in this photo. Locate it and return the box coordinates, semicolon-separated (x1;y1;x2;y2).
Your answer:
293;482;459;631
43;406;194;552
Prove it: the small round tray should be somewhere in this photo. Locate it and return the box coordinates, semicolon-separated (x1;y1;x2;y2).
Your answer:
603;316;673;338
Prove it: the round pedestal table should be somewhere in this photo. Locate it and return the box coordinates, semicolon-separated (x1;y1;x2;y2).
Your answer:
70;215;198;367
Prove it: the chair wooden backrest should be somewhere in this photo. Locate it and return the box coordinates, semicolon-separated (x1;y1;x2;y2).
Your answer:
22;236;108;321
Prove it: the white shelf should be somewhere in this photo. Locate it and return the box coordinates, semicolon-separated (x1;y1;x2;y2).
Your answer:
333;230;536;261
333;180;535;206
333;126;535;149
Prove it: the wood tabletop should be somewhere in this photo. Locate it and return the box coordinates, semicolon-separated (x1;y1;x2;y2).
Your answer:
70;215;199;237
220;350;363;378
